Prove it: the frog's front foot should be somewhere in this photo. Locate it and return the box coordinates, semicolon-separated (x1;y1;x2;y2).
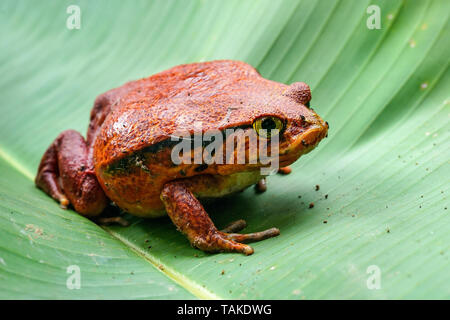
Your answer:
160;181;280;255
278;166;292;175
192;231;255;255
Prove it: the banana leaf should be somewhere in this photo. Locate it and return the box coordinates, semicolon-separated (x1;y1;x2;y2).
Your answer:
0;0;448;299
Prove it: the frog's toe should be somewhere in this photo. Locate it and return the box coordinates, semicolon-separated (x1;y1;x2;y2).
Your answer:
193;232;254;255
59;196;70;209
278;166;292;175
224;227;280;244
221;219;247;233
255;178;267;193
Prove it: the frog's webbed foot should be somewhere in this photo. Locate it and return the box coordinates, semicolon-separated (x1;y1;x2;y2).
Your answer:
161;181;280;255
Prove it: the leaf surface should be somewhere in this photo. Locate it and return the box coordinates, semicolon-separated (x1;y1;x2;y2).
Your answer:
0;0;449;299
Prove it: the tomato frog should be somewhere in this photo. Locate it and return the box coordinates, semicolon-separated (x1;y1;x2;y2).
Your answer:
36;60;328;255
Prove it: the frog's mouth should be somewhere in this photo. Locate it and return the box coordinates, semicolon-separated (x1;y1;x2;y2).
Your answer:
278;119;328;167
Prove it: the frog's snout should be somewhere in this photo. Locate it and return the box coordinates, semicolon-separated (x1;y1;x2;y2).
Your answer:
299;116;328;151
303;122;327;146
278;114;328;167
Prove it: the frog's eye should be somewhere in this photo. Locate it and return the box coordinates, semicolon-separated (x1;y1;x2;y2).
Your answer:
252;116;284;138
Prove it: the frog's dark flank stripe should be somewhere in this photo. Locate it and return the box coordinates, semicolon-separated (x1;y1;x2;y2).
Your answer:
104;139;178;175
104;125;253;175
195;164;208;172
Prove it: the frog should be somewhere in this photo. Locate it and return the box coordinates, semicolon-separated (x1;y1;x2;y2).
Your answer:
36;60;328;255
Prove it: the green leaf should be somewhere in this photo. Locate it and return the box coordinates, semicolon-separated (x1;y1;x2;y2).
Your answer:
1;0;449;299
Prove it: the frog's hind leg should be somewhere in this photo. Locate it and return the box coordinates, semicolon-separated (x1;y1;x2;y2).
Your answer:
35;130;107;217
161;181;280;255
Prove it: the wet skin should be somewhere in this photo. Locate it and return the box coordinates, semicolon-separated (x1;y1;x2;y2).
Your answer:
36;60;328;255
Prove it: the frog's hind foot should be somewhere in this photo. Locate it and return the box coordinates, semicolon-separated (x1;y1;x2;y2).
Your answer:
161;181;280;255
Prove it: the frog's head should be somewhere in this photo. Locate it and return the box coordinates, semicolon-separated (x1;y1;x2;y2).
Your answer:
212;80;328;175
266;81;328;169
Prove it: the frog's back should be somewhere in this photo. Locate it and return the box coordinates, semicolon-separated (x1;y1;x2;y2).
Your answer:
94;60;269;168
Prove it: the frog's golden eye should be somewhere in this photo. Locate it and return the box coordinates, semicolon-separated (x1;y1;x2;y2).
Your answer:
252;116;284;138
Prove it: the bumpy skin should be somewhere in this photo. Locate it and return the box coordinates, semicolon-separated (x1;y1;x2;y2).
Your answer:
35;130;108;216
36;60;328;255
94;60;327;216
161;181;280;255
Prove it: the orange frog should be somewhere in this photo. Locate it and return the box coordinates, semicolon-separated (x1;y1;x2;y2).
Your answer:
36;60;328;255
